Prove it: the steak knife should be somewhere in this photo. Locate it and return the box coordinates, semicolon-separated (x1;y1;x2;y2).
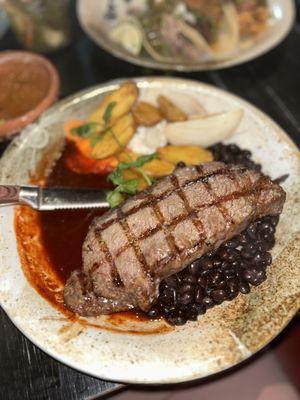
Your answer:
0;185;109;210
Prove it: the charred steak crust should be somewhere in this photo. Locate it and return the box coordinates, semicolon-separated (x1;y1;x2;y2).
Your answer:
64;162;286;316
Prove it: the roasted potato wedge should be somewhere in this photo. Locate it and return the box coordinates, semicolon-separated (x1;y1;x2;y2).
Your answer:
158;145;213;165
92;113;136;159
158;95;187;122
122;168;149;191
141;158;175;177
132;101;163;126
89;82;138;127
117;150;139;163
118;150;175;177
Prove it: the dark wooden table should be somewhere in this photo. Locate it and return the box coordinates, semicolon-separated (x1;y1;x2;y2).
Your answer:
1;1;299;399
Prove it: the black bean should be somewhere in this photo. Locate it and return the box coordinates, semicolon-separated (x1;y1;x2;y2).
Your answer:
253;252;263;264
212;258;222;267
220;260;229;271
188;261;200;275
218;248;230;260
238;233;248;245
209;271;223;287
164;275;178;288
200;258;214;271
187;305;201;320
178;292;193;305
271;216;279;226
176;161;186;168
261;252;272;266
227;278;239;300
179;283;194;294
195;287;204;303
202;296;214;308
246;270;266;286
213;280;227;290
242;244;257;259
224;239;238;249
164;287;177;304
224;270;235;279
183;275;197;284
161;305;176;315
211;289;228;302
227;250;241;262
197;276;208;287
263;238;275;251
246;223;257;238
231;260;240;268
147;307;160;318
167;314;187;326
238;281;251;294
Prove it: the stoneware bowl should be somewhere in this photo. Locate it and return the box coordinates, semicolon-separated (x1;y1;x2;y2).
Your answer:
0;77;299;384
0;51;60;139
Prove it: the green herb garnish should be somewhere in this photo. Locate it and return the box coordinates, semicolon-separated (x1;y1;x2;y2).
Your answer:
103;101;117;125
71;122;103;147
71;122;100;138
106;153;158;208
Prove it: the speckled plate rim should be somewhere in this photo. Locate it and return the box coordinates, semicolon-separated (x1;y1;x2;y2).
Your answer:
76;0;296;72
0;77;299;384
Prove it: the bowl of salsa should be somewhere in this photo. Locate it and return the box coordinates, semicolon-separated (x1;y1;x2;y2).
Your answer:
0;51;60;139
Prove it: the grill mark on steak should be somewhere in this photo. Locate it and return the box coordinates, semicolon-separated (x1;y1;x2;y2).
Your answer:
170;173;205;238
150;193;180;258
98;166;248;232
196;164;234;227
117;207;152;278
113;186;263;259
93;230;124;287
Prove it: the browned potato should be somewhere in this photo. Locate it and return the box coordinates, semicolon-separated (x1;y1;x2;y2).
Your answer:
116;150;139;163
89;82;138;128
132;101;163;126
122;168;149;191
92;113;136;159
158;145;213;165
141;158;175;177
157;95;187;122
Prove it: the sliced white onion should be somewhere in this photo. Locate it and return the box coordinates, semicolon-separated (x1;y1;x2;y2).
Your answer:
164;109;244;147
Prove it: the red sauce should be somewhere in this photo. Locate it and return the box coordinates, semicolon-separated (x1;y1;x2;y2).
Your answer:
14;143;171;334
39;143;112;283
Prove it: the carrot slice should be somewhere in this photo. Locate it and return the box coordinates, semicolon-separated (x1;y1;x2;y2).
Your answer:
64;119;93;159
64;140;118;175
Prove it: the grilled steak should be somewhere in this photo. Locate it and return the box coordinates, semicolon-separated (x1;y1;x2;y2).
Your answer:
64;162;286;316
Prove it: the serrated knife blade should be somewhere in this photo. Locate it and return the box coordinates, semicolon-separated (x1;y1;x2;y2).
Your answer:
0;185;110;210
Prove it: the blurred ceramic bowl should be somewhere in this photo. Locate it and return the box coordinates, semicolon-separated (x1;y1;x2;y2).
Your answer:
77;0;296;71
0;51;60;139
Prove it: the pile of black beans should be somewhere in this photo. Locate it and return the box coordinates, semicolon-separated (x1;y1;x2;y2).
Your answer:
209;143;262;172
146;143;279;326
147;215;278;325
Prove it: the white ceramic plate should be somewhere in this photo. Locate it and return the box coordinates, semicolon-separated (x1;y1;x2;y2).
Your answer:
0;77;299;384
77;0;295;71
